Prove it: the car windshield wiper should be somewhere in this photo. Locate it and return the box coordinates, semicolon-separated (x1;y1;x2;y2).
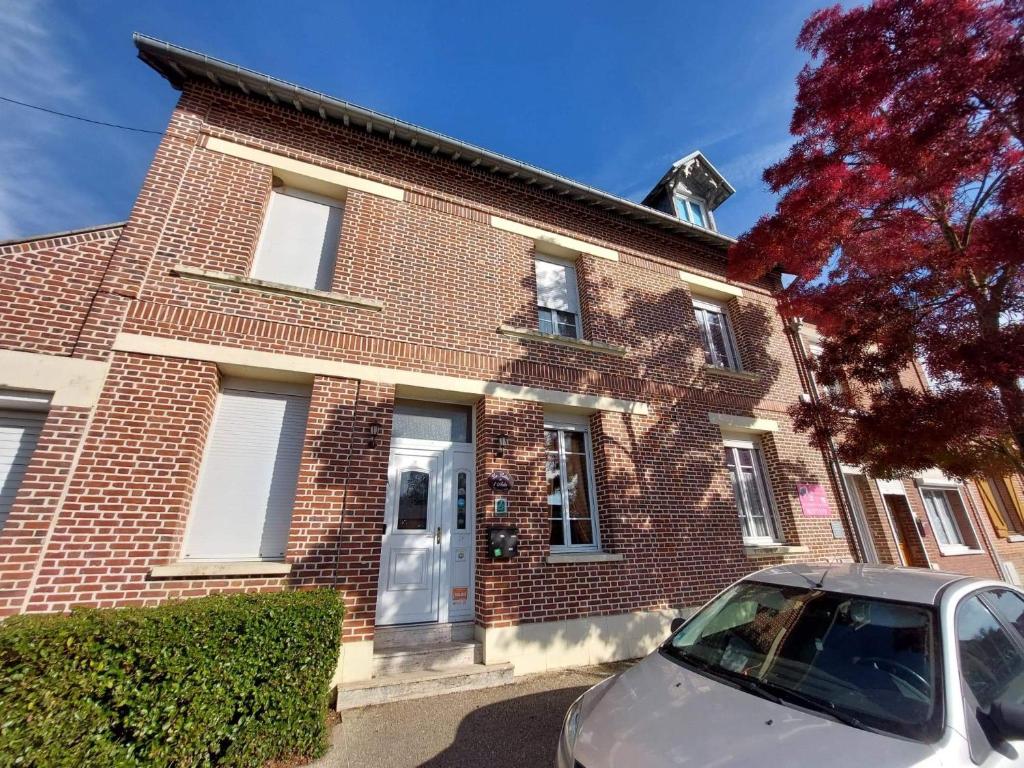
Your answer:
758;680;872;731
662;648;784;706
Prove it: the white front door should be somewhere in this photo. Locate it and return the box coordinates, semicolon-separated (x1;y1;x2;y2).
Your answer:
376;447;443;625
376;441;476;626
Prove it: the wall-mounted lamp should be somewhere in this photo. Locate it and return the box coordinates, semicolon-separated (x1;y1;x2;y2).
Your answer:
495;433;509;458
368;421;382;447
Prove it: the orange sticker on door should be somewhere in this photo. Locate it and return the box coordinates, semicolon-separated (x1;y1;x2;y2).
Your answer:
452;587;468;602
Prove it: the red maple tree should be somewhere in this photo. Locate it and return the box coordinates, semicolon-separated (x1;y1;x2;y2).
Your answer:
729;0;1024;478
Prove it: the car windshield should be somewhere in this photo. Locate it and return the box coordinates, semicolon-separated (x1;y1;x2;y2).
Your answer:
662;580;942;742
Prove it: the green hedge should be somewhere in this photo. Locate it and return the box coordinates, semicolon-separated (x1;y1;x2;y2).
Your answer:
0;589;343;768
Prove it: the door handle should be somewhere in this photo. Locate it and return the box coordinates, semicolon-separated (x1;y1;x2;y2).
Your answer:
436;526;441;545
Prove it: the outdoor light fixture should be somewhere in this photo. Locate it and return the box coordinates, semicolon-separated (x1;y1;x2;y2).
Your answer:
368;421;382;447
495;433;509;458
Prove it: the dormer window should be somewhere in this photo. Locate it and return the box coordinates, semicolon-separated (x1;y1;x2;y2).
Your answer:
673;196;710;229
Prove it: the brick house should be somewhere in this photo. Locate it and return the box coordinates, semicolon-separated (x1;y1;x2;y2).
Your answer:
5;34;1002;696
792;322;1024;585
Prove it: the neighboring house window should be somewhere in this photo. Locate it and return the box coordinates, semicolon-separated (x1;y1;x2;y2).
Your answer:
724;437;780;544
251;187;344;291
535;256;582;339
978;476;1024;537
920;486;979;551
183;379;311;561
545;419;599;550
693;297;740;370
673;196;709;229
808;344;844;399
0;392;49;530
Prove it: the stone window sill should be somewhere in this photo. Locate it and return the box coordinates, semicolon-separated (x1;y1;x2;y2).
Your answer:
148;561;292;579
497;325;627;357
937;547;985;557
171;265;383;310
1006;535;1024;543
744;544;810;558
704;365;761;382
546;551;624;564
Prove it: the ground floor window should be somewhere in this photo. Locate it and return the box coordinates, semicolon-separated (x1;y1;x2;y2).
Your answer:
544;419;599;551
183;378;311;561
920;486;978;552
0;393;49;530
978;476;1024;538
723;437;780;544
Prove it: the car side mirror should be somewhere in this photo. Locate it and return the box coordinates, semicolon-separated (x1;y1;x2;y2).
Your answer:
991;694;1024;741
670;617;685;633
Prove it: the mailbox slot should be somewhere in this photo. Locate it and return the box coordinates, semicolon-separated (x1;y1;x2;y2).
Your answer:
487;526;519;559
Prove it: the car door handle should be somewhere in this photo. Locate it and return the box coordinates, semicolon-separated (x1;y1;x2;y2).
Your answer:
436;526;441;545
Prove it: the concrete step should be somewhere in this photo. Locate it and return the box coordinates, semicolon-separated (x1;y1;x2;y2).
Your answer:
337;663;515;710
372;640;481;676
373;621;474;650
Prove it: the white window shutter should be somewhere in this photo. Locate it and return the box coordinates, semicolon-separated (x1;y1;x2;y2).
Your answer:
0;411;45;528
252;189;343;291
534;258;579;312
184;384;310;561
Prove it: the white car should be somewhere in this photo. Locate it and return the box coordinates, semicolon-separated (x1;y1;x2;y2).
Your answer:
558;563;1024;767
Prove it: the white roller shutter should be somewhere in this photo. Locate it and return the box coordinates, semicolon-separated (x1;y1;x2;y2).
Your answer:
0;411;46;528
251;188;343;291
534;257;579;312
183;382;310;561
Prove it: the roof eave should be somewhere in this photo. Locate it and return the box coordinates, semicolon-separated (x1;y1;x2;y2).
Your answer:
133;33;736;252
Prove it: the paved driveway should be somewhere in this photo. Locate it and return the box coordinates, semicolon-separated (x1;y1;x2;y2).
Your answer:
311;661;634;768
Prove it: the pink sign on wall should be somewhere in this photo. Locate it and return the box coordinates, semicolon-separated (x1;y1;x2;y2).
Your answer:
797;483;831;517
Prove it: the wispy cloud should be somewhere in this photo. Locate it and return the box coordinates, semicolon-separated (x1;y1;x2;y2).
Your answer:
0;0;113;238
719;137;794;191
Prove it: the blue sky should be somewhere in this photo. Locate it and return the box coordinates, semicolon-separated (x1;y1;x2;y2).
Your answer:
0;0;824;242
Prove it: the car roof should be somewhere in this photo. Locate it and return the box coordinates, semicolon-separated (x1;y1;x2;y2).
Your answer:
748;563;978;606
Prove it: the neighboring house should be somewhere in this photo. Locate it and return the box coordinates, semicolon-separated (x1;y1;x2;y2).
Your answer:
793;322;1024;584
2;35;876;695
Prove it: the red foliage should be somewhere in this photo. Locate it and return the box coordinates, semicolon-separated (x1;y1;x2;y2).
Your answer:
729;0;1024;477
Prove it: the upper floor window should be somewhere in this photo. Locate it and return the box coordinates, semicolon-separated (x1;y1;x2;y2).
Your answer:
920;486;979;552
674;196;710;229
544;419;599;551
693;297;740;370
535;256;582;340
251;187;344;292
723;437;780;545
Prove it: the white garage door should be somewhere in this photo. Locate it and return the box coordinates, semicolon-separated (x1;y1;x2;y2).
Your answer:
0;411;46;528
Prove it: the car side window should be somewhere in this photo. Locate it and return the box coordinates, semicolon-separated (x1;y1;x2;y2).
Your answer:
957;595;1024;710
986;589;1024;639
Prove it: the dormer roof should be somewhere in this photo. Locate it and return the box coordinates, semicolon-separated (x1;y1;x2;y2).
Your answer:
641;151;735;211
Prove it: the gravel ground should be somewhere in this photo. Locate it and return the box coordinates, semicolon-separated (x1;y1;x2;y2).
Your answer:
309;661;634;768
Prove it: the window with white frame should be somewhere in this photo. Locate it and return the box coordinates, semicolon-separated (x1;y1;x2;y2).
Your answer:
808;344;844;399
693;297;741;370
723;437;780;544
673;196;711;229
535;256;582;340
183;378;311;562
920;486;979;551
0;390;50;531
251;187;344;291
544;418;599;550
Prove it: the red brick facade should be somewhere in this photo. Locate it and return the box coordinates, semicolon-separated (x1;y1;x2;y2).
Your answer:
1;51;1016;650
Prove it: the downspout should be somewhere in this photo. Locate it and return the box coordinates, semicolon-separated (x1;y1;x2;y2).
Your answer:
787;317;878;564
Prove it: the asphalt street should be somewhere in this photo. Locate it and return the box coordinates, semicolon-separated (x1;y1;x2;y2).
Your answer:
310;662;634;768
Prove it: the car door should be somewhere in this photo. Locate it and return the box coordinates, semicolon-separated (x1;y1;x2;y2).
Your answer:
955;588;1024;766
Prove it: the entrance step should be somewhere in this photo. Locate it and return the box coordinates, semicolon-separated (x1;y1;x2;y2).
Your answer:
372;640;481;676
373;621;475;650
336;662;515;710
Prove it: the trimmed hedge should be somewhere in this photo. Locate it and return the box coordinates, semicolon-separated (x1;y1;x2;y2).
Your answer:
0;589;343;768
